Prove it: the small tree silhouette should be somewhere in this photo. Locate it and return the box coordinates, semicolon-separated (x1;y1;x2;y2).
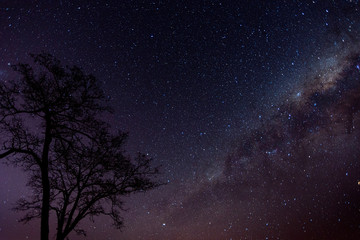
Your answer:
0;53;160;240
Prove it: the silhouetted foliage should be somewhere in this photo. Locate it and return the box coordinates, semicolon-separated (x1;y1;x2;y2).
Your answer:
0;53;160;240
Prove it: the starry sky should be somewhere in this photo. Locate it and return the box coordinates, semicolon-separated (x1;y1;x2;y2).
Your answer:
1;0;360;239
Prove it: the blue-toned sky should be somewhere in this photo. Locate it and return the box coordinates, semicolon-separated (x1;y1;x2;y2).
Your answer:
1;1;360;239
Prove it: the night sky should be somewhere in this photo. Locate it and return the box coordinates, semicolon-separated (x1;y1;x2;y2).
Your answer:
1;1;360;239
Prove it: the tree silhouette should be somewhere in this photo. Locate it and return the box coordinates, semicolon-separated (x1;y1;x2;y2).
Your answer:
0;53;160;240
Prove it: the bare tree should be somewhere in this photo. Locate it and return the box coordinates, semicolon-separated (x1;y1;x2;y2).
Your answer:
0;53;160;240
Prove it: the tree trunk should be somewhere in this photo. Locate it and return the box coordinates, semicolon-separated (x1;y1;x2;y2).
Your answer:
56;231;64;240
41;165;50;240
41;114;52;240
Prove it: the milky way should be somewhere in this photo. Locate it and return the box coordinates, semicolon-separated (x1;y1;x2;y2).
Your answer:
1;1;360;240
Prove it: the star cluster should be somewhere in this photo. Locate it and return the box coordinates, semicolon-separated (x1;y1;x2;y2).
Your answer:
1;1;360;239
